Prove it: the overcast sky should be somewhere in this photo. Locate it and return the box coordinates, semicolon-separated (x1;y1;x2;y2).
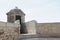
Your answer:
0;0;60;23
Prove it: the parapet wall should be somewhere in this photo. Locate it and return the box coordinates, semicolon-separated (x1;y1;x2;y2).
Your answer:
0;22;20;40
37;23;60;36
25;20;37;34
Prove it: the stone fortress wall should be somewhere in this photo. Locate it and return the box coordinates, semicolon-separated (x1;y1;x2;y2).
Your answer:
37;23;60;36
0;22;20;40
25;20;60;36
20;21;60;40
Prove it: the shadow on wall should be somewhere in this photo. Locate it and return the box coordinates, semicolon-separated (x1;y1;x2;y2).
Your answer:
20;23;28;34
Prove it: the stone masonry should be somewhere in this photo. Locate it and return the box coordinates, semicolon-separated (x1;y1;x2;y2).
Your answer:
37;23;60;36
0;22;20;40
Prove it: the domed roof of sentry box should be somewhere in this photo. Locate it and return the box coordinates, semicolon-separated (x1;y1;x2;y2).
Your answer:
6;7;25;16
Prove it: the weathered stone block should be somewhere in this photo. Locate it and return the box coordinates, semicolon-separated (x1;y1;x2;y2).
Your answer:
25;20;37;34
0;22;6;26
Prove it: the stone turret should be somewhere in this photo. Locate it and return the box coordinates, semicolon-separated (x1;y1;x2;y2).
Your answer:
6;7;25;24
6;7;27;34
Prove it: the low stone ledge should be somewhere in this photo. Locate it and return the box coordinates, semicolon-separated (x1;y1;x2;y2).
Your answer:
19;34;60;39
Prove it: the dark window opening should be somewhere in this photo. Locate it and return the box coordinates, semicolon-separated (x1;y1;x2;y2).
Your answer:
16;15;21;24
